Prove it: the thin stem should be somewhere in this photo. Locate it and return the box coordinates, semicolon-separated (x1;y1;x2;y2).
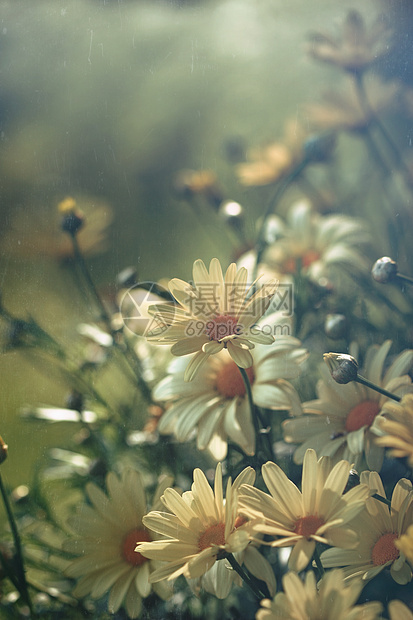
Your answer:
355;375;401;402
70;232;152;402
0;473;34;616
238;366;272;463
253;158;309;279
354;72;411;181
225;553;267;600
396;272;413;286
313;546;325;578
372;493;392;507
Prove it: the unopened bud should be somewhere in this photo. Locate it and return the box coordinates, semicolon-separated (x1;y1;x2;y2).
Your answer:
323;352;358;384
371;257;398;284
58;197;85;235
0;435;8;464
304;132;336;163
116;267;138;289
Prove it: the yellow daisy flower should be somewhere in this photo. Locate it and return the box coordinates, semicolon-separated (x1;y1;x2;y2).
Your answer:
153;312;307;460
374;393;413;467
147;258;277;381
137;464;255;584
283;341;413;471
256;569;382;620
321;472;413;585
239;449;371;572
64;469;172;619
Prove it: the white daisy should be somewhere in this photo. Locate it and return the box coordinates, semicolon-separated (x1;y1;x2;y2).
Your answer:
64;469;172;619
321;471;413;585
283;340;413;471
239;449;371;572
147;258;277;381
153;312;307;459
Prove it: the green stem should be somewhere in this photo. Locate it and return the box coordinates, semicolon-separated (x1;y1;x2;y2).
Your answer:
355;375;401;402
0;473;34;616
253;158;309;279
396;272;413;286
313;546;325;578
354;72;411;181
225;553;267;600
70;232;152;402
372;493;392;507
238;366;272;464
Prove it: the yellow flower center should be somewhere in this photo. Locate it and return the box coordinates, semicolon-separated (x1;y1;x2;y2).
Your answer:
345;400;380;432
215;361;255;398
294;515;324;537
198;523;226;551
371;533;399;566
122;528;152;566
205;314;240;342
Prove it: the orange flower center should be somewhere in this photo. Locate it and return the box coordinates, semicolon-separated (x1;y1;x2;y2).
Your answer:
294;515;324;538
215;361;255;398
282;250;321;274
122;528;152;566
205;315;240;341
371;533;399;566
345;400;380;432
198;523;226;551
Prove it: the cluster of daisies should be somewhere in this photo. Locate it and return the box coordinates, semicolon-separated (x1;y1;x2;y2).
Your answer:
63;257;413;618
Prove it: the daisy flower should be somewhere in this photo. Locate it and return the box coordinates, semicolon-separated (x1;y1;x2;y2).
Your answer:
137;464;255;586
373;393;413;467
256;569;382;620
321;471;413;585
236;120;306;187
283;340;413;471
308;9;392;74
262;200;370;284
153;312;307;460
239;449;371;572
147;258;277;381
64;469;172;619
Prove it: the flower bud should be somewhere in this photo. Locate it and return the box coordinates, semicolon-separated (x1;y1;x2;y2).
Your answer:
303;132;336;163
323;352;358;384
371;256;398;284
116;267;138;289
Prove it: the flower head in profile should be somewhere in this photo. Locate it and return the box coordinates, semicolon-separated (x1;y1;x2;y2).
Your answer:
374;393;413;467
64;469;172;619
283;340;413;471
256;569;382;620
239;449;371;572
137;464;255;585
147;258;277;381
236;120;306;187
308;9;392;74
321;472;413;585
153;312;307;460
263;201;370;284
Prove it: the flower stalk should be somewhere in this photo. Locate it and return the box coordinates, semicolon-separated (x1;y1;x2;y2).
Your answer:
238;366;273;464
224;553;267;600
